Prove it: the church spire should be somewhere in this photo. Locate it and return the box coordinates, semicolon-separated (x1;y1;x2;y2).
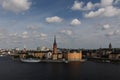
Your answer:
53;35;57;54
54;35;56;45
109;43;112;49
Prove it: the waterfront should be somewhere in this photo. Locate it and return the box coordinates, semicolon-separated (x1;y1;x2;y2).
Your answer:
0;56;120;80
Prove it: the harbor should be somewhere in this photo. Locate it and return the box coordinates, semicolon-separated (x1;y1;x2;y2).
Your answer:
0;56;120;80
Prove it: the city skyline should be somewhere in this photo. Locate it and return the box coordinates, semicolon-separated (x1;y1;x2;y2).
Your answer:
0;0;120;49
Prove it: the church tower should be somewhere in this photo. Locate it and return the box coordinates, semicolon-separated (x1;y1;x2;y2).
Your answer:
109;43;112;49
53;36;57;54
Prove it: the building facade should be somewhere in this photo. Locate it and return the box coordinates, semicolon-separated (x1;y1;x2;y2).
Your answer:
65;51;82;61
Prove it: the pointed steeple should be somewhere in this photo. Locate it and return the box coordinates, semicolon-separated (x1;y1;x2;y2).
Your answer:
53;35;57;54
54;35;56;45
109;43;112;49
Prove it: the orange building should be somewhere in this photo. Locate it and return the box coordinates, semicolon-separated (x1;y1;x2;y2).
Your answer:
65;51;82;61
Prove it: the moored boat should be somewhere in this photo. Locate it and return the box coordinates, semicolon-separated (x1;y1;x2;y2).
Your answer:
20;58;41;63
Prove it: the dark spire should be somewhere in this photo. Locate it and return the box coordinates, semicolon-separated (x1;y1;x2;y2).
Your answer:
54;35;56;45
109;43;112;49
53;35;57;54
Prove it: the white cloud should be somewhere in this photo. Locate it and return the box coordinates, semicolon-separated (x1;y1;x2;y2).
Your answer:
84;0;120;18
106;32;114;36
22;31;28;35
85;8;105;18
85;2;100;10
70;19;81;26
9;33;18;37
20;31;29;39
45;16;63;23
71;0;120;18
0;28;8;39
40;33;47;37
71;1;99;11
12;40;21;43
1;0;31;13
101;0;113;7
102;24;111;30
71;1;83;10
60;30;72;35
26;25;41;30
22;35;29;39
35;33;47;40
103;6;120;17
114;30;120;35
105;30;120;36
85;6;120;18
9;32;29;39
86;2;95;10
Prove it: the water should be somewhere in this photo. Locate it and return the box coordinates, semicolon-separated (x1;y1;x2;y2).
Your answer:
0;56;120;80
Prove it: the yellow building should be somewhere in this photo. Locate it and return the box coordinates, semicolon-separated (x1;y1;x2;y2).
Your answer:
33;52;44;59
65;51;82;61
109;53;120;60
19;53;27;58
19;51;44;59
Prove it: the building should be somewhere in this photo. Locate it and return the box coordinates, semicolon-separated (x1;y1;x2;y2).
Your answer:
46;52;52;59
65;51;82;61
53;36;57;54
52;36;58;60
109;49;120;60
19;51;44;59
32;51;44;59
109;43;112;49
109;53;120;60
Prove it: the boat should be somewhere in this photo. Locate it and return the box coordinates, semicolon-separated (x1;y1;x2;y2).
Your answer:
20;58;41;63
80;59;87;62
64;60;69;63
0;55;4;57
0;54;6;57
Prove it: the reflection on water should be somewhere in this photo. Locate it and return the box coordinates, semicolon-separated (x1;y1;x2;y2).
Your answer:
0;56;120;80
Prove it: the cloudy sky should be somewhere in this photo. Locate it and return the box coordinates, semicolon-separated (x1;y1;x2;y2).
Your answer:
0;0;120;49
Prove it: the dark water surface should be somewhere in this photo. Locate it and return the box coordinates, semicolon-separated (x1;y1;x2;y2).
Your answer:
0;56;120;80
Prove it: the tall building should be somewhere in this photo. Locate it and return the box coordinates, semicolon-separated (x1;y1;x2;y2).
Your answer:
109;43;112;49
52;36;58;60
53;36;57;54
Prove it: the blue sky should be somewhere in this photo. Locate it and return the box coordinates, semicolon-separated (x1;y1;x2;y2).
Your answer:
0;0;120;49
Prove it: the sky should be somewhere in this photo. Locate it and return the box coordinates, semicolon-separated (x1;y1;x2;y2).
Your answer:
0;0;120;49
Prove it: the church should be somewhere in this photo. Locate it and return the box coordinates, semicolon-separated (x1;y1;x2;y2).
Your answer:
52;36;82;61
52;36;63;60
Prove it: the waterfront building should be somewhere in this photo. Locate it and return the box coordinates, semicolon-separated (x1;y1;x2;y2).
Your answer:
109;49;120;60
19;52;27;58
65;51;82;61
19;50;45;59
84;43;114;59
109;53;120;60
32;51;44;59
46;52;52;59
58;53;63;59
